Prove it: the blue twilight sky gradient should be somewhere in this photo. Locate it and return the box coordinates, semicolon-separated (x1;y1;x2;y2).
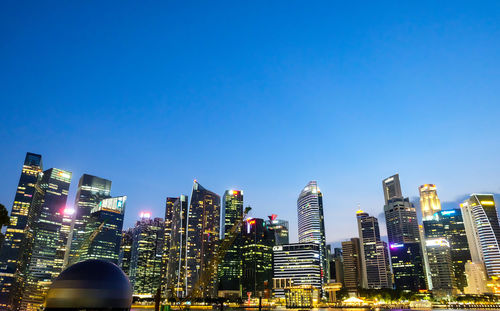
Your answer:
1;1;500;242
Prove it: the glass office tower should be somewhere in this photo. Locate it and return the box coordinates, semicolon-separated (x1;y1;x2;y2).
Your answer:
78;196;126;264
0;153;42;310
186;181;220;298
67;174;111;265
267;215;289;245
218;190;244;297
21;168;72;311
297;181;328;284
419;184;442;220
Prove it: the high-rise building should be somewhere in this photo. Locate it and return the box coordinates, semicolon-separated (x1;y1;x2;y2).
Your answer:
423;209;471;292
130;215;165;298
119;228;134;276
356;211;392;289
78;196;126;264
241;218;274;298
0;153;42;310
329;248;344;285
218;190;243;298
164;195;189;299
425;238;456;296
20;168;72;310
389;242;426;291
67;174;111;266
273;243;321;297
382;174;402;204
461;194;500;278
267;215;289;245
383;175;424;292
341;238;362;294
186;181;221;297
419;184;441;220
297;181;328;284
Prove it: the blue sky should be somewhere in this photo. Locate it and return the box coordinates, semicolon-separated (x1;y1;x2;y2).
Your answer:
1;1;499;242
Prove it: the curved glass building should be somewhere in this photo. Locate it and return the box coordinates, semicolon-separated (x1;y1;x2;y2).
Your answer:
297;181;328;284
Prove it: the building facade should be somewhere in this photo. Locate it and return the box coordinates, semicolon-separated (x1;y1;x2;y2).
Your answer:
218;190;244;297
0;153;42;310
78;196;126;264
297;181;328;285
423;209;471;292
241;218;274;298
419;184;442;220
461;194;500;278
341;238;362;293
130;216;165;298
273;243;321;297
390;242;426;291
356;211;392;289
267;215;289;245
20;168;72;310
164;195;189;299
119;228;134;276
186;181;221;297
425;238;457;296
67;174;111;266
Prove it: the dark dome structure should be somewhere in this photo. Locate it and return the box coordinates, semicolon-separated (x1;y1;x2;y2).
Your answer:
44;259;133;310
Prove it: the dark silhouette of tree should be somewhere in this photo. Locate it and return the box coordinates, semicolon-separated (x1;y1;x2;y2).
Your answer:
0;204;10;248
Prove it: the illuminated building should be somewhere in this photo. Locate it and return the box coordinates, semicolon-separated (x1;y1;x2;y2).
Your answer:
0;152;42;310
119;228;134;276
273;243;321;298
419;184;441;220
341;238;362;294
464;261;489;294
356;211;392;289
186;181;220;298
162;197;176;298
297;181;328;284
67;174;111;266
164;195;188;299
20;168;72;311
389;242;426;291
130;215;164;298
425;238;456;296
218;190;243;297
423;209;471;292
241;218;274;298
382;173;402;203
461;194;500;278
267;215;289;245
329;247;344;285
78;196;126;264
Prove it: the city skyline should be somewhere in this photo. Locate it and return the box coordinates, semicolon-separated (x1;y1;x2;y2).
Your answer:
1;1;500;244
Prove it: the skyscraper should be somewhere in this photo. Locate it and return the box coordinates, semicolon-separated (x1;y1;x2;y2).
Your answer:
186;181;220;297
297;181;328;284
67;174;111;266
383;174;424;292
267;215;289;245
119;228;134;277
164;195;189;299
341;238;362;294
329;247;344;285
78;196;126;264
461;194;500;278
356;210;392;289
419;184;442;220
130;215;165;298
218;190;243;297
20;168;72;310
425;238;456;296
0;153;42;310
389;243;426;291
273;243;321;297
423;209;471;292
241;218;274;298
162;197;177;298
